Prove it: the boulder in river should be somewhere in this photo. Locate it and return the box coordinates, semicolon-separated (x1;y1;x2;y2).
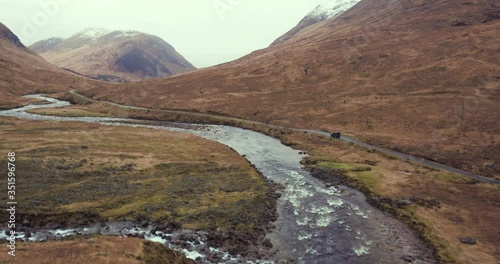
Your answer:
262;239;273;249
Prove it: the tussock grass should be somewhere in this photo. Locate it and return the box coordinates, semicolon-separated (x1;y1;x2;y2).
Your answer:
0;117;274;239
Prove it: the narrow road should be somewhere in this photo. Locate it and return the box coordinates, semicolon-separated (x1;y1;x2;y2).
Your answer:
68;90;500;185
2;94;438;263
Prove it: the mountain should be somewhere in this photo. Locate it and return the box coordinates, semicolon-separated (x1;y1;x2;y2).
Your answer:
29;37;64;53
0;22;25;48
86;0;500;180
0;23;107;108
271;0;361;46
30;28;197;82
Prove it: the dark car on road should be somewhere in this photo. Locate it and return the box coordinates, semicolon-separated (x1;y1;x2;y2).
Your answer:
331;132;341;139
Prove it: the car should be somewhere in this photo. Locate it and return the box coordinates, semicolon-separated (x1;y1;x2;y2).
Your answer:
331;132;341;139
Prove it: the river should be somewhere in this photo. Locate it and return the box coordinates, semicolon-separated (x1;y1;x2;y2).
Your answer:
0;95;435;263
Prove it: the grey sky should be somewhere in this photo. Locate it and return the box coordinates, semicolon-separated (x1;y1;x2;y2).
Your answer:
0;0;324;67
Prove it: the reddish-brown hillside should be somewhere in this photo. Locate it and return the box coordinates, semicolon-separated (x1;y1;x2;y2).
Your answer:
0;23;110;108
84;0;500;178
271;0;361;46
30;28;197;82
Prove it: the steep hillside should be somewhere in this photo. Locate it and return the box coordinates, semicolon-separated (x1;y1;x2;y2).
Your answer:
29;37;64;53
30;28;197;82
0;22;24;48
85;0;500;179
0;23;108;108
271;0;361;45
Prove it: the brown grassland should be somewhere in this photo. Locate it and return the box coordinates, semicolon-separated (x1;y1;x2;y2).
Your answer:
0;237;194;264
30;99;500;264
0;116;276;260
0;1;498;263
75;0;499;180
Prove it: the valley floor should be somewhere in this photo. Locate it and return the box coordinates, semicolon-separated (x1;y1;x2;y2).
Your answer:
27;94;500;264
0;116;276;262
0;94;498;263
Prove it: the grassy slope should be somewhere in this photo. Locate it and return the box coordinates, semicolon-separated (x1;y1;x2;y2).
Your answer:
0;22;112;109
76;0;500;179
36;102;500;264
284;133;500;264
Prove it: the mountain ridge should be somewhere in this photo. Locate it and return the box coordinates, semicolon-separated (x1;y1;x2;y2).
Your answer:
83;0;500;182
30;28;196;82
271;0;361;46
0;22;109;108
1;3;500;261
0;22;26;48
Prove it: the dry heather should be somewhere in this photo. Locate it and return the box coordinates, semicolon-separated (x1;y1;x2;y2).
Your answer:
26;102;500;263
74;0;500;179
0;117;276;257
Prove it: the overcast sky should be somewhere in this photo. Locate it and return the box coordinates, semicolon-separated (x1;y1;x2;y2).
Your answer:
0;0;325;67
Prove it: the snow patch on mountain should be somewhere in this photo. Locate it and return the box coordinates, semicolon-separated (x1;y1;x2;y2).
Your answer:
110;30;141;38
309;0;361;20
73;28;111;40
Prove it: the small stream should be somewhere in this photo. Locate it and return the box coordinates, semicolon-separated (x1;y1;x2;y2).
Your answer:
0;95;435;263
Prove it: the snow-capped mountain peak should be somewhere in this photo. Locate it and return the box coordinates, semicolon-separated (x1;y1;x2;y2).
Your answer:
72;28;111;40
271;0;362;46
308;0;361;20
